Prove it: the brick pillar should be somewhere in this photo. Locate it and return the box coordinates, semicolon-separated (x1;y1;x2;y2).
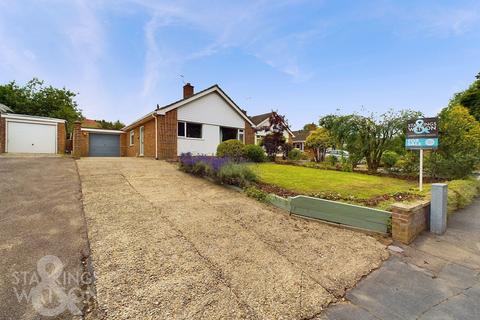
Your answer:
391;201;430;244
245;121;255;145
0;117;5;153
72;121;82;159
57;123;66;154
158;110;177;160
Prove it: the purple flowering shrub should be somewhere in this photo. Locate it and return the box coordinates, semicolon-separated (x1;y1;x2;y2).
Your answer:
179;153;231;175
179;153;257;187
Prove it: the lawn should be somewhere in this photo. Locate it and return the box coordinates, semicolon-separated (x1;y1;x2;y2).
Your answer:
250;163;421;200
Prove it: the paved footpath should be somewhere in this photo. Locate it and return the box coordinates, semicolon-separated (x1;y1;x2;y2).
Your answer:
323;199;480;320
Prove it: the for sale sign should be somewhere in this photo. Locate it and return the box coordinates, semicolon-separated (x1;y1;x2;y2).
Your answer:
405;117;439;150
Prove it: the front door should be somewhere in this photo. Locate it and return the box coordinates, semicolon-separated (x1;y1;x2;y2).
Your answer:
139;126;144;156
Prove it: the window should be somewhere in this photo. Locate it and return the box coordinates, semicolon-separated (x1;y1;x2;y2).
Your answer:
129;130;134;146
178;122;185;137
178;121;202;139
220;127;238;142
220;127;244;142
255;135;263;145
238;129;244;142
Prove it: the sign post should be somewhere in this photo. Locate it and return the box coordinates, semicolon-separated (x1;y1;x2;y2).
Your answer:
406;117;439;191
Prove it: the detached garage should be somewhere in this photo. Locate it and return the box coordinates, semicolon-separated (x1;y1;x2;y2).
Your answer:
0;113;66;154
78;128;123;157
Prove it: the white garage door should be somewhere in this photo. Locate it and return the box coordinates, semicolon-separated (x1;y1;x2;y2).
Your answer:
7;121;56;153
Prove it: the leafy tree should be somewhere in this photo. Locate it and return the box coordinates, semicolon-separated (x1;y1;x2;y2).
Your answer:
0;78;82;132
321;110;420;172
303;122;318;131
449;72;480;122
426;105;480;179
305;127;332;162
257;111;290;160
97;120;125;130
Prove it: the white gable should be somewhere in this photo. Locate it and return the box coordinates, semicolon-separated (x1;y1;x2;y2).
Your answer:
177;92;245;128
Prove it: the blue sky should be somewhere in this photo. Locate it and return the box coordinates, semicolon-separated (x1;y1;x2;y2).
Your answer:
0;0;479;130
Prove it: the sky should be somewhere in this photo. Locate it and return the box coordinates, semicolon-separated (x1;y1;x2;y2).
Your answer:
0;0;479;130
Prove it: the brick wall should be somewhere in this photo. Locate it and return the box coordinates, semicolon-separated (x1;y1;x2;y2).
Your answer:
0;117;5;153
392;201;430;244
120;132;127;157
80;132;89;157
245;120;255;145
125;117;156;157
158;110;177;160
57;123;66;154
72;121;82;158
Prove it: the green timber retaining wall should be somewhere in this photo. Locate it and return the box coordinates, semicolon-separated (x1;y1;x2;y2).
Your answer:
268;194;391;234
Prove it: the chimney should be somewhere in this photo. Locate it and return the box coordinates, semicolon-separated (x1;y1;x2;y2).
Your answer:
183;83;194;99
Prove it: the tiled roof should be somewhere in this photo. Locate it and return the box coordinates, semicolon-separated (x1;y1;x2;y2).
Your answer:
291;130;310;142
249;112;271;125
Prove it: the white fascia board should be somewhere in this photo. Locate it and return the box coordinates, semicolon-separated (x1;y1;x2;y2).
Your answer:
81;128;124;134
122;112;155;131
157;86;255;126
1;113;66;123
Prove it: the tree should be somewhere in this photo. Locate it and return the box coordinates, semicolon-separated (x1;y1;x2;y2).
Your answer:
427;105;480;179
303;122;318;131
97;120;125;130
0;78;82;132
449;72;480;122
305;127;332;162
321;110;420;172
257;111;290;160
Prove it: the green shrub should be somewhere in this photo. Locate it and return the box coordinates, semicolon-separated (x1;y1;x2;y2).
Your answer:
447;178;480;214
244;186;268;201
340;157;353;172
382;151;400;169
190;161;212;176
216;140;245;162
243;144;266;162
287;148;303;160
217;163;257;187
325;155;338;166
426;152;479;179
397;152;418;175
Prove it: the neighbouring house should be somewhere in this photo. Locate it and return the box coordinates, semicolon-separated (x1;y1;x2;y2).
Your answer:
0;112;66;154
73;83;256;159
291;130;311;151
81;118;102;129
249;112;294;145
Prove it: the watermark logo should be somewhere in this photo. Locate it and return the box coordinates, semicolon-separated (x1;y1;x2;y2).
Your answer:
12;255;94;317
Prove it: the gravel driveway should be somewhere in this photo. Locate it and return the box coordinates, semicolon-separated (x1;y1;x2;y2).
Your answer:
77;158;388;319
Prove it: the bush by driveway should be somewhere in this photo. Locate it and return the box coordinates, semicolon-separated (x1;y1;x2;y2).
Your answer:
77;158;388;319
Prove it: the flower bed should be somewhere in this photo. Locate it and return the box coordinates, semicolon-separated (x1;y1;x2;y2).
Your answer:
179;153;257;188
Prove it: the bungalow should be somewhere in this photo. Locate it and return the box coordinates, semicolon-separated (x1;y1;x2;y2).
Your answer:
291;130;310;151
249;112;294;145
73;83;256;159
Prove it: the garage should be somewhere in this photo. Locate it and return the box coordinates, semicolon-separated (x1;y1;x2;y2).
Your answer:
80;128;123;157
0;113;66;154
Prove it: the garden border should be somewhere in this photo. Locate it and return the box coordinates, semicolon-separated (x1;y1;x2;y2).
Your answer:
267;194;392;234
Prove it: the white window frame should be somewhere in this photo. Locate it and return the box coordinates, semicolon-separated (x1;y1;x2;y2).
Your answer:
129;130;134;146
237;129;245;143
177;121;203;139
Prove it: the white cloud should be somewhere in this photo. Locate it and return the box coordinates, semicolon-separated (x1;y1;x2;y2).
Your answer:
134;0;325;97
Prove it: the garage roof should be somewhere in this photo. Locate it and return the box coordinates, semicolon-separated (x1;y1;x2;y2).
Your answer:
1;113;66;123
0;103;12;113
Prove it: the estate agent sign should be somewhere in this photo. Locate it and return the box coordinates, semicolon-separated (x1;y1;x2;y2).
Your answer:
405;117;439;191
405;117;438;149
